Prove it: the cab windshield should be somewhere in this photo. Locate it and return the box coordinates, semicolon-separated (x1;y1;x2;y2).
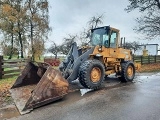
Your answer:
91;28;109;47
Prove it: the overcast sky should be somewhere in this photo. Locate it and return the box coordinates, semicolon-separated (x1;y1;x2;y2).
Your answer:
47;0;157;48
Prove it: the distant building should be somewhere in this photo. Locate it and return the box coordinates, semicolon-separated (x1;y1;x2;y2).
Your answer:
134;44;159;56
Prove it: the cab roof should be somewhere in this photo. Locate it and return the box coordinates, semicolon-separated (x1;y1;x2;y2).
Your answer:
91;26;120;32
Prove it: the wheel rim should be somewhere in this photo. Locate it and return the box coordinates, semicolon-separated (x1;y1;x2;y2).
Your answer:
127;65;133;77
90;67;101;82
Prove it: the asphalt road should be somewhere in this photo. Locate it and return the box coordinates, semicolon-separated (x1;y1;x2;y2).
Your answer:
8;72;160;120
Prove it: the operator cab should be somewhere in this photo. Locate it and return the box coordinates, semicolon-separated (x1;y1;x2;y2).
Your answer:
91;26;119;48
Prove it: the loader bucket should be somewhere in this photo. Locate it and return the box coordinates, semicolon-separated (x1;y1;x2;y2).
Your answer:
10;62;69;115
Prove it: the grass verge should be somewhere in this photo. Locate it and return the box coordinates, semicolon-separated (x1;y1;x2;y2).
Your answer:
138;63;160;72
0;77;17;107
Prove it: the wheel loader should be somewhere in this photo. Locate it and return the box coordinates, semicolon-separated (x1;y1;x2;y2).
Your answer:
10;26;140;114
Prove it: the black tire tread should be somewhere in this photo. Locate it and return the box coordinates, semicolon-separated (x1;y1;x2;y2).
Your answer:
79;59;105;89
79;62;89;88
119;61;135;82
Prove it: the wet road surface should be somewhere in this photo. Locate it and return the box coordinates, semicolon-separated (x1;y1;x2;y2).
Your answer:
3;72;160;120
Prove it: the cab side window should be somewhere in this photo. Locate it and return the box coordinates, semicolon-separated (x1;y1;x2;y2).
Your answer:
110;31;117;48
103;34;109;47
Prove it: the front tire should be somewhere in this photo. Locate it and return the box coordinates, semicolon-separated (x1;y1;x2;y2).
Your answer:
79;59;105;89
119;61;135;82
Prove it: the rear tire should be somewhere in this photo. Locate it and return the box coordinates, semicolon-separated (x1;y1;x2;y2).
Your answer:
79;59;105;89
119;61;135;82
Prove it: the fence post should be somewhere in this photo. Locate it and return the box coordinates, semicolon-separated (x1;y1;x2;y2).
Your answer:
0;56;3;79
148;55;150;64
141;56;143;64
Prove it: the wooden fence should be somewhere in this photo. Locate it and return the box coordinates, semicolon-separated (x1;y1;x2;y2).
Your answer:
133;55;160;64
0;56;28;79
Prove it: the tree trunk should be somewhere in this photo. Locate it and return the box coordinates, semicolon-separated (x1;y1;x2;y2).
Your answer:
30;21;35;61
19;32;24;58
17;21;24;58
8;24;14;59
29;0;35;61
55;53;57;59
8;33;14;59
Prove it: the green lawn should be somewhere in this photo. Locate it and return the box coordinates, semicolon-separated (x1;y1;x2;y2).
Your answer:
0;76;17;86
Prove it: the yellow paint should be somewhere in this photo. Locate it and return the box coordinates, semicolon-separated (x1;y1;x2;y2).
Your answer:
89;27;138;76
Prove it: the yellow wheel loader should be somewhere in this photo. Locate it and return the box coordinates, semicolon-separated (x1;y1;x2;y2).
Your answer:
10;26;140;114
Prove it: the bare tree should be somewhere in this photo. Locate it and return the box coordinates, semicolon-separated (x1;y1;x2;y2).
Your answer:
88;14;104;29
48;41;61;59
125;0;160;39
125;41;141;53
60;14;104;50
61;34;77;55
79;14;104;46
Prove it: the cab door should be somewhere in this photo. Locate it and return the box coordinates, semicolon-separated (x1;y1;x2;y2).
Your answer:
109;31;118;57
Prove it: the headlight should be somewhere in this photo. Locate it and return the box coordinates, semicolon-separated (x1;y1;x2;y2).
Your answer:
98;47;102;52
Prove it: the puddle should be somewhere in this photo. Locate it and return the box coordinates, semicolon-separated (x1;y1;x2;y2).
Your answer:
0;105;20;120
153;72;160;76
